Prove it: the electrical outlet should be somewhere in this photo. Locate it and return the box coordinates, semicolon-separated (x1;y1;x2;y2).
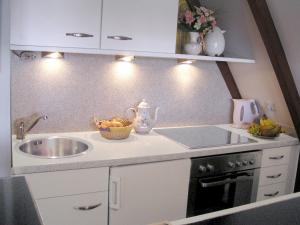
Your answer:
266;102;276;112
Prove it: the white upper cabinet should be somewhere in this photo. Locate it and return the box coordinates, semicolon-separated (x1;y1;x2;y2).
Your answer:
101;0;179;53
11;0;102;49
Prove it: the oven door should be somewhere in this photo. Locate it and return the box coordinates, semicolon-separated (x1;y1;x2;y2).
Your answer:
187;169;260;217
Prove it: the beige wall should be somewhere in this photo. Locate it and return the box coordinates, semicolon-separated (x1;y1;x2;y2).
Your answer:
11;54;232;133
228;2;295;135
266;0;300;95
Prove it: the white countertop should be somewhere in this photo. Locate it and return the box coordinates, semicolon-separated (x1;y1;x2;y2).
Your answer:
12;125;299;175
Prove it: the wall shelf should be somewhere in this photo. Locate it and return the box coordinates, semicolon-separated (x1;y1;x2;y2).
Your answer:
10;45;255;64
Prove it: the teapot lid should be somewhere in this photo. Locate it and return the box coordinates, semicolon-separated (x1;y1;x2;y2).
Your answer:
138;99;150;108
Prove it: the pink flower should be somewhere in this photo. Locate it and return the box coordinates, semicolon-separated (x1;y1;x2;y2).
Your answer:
199;15;206;24
184;10;195;25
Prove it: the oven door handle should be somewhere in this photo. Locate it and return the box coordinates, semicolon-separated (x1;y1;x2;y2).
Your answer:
199;174;253;188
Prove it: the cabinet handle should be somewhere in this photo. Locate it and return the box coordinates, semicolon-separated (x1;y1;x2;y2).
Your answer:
267;173;282;179
66;33;94;38
264;191;279;197
269;155;284;160
73;203;102;211
107;35;132;40
109;176;121;210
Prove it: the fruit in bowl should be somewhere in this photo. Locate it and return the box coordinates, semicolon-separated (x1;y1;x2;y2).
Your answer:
94;117;133;140
248;115;282;138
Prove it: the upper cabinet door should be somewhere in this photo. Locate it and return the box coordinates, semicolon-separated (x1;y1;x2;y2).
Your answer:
11;0;102;49
101;0;179;53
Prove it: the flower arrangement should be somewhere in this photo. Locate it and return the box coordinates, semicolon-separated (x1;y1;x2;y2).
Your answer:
178;4;217;35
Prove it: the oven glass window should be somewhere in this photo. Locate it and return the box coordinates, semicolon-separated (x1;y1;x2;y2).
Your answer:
187;171;254;217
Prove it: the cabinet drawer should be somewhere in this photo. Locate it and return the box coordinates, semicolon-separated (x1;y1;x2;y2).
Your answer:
37;192;108;225
262;147;291;167
26;167;109;199
259;165;288;186
256;183;286;201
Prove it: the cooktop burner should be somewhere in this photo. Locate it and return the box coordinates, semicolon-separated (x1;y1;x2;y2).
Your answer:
154;126;257;149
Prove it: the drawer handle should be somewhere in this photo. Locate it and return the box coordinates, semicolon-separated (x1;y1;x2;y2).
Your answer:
73;203;102;211
264;191;279;197
267;173;282;179
66;33;94;38
269;155;284;160
107;35;132;40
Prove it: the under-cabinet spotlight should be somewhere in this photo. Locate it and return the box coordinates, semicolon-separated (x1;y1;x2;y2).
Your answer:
177;59;196;64
115;55;135;62
42;52;64;59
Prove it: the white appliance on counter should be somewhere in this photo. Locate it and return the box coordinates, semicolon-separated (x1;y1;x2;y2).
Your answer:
109;159;191;225
232;99;260;129
0;0;11;178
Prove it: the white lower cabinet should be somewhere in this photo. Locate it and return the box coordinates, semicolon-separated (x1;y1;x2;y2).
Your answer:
109;159;191;225
25;167;109;225
37;192;108;225
256;145;300;201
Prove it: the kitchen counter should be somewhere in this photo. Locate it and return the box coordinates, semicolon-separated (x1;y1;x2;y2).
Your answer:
169;192;300;225
0;176;42;225
12;125;299;174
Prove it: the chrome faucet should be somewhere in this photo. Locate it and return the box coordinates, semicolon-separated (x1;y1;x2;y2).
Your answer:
16;113;48;140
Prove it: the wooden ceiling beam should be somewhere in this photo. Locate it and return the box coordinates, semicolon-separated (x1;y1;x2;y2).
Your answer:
216;61;242;99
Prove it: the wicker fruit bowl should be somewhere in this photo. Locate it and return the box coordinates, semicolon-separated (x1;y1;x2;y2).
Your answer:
94;117;133;140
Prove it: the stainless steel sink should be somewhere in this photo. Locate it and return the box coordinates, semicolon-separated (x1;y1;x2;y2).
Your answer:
18;136;91;159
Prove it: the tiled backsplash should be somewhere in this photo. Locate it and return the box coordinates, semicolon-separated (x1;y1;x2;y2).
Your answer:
11;53;232;133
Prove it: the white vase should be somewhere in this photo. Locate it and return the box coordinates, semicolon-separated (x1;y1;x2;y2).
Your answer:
204;27;226;57
184;32;202;55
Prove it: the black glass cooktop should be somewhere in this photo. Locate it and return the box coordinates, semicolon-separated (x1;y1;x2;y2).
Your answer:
154;126;256;149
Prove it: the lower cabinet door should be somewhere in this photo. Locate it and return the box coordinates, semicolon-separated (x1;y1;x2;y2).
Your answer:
36;192;108;225
109;159;191;225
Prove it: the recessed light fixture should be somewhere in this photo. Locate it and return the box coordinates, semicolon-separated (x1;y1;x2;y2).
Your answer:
177;59;196;64
41;52;64;59
115;55;135;62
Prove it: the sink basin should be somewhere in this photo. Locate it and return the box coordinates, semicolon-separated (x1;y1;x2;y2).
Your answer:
18;136;91;159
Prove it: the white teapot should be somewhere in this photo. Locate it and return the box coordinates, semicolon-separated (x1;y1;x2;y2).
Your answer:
127;99;159;134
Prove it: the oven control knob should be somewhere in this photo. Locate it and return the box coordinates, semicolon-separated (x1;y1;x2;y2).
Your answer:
235;161;242;167
206;164;215;172
198;165;207;173
242;160;249;166
228;161;235;168
249;160;255;165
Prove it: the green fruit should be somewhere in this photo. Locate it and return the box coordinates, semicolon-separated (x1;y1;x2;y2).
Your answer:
248;123;261;136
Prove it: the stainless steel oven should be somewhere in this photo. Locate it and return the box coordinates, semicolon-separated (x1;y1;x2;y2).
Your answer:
187;151;262;217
